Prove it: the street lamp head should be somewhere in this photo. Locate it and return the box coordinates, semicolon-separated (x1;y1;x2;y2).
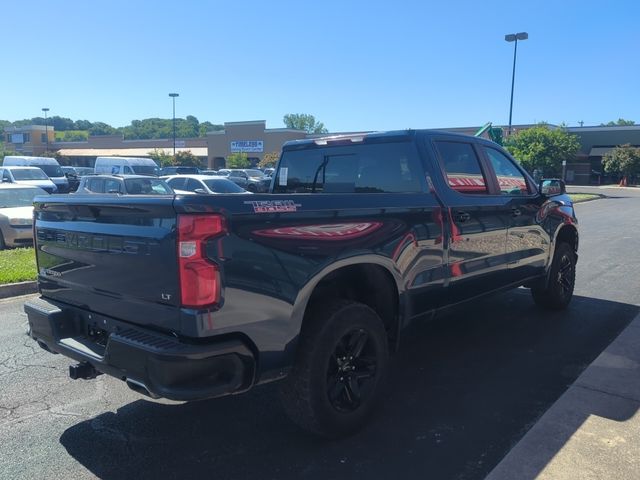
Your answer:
168;93;179;98
505;32;528;42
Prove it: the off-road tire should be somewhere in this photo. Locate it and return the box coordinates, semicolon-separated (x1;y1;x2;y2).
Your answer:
531;242;576;310
280;300;389;438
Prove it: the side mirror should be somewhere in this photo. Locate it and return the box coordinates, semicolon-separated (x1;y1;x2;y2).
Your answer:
194;188;207;194
539;178;566;196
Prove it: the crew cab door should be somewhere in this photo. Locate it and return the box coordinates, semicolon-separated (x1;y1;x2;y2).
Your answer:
429;139;510;304
479;145;549;281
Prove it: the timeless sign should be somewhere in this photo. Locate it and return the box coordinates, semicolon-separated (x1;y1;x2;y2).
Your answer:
230;140;264;153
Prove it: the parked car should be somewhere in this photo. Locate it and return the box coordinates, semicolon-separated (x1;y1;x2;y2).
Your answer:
218;168;271;192
62;166;94;177
94;157;159;176
61;166;81;192
0;166;58;193
0;184;47;249
164;174;251;194
61;166;94;193
262;167;275;177
2;156;69;193
25;129;578;439
74;175;174;195
159;166;201;176
200;169;222;176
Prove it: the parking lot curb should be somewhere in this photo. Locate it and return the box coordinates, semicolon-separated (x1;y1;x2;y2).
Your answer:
0;281;37;300
486;311;640;480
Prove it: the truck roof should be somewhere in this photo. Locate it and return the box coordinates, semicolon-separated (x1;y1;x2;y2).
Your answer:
282;129;493;150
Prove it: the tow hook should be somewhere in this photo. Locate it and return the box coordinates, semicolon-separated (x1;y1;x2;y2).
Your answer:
69;362;102;380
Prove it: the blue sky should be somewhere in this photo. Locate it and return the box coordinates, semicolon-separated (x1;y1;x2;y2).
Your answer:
2;0;638;131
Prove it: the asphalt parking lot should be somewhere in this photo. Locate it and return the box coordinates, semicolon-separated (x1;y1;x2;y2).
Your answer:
1;186;639;480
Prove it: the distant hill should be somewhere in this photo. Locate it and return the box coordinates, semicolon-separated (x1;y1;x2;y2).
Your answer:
1;116;224;140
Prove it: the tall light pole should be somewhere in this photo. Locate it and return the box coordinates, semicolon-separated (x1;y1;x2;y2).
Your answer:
168;93;179;157
505;32;528;135
42;107;50;152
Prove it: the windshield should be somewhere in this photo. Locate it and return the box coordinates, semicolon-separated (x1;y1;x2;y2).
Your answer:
11;169;49;180
131;165;158;176
37;164;64;177
124;178;173;195
203;179;245;193
245;169;265;178
0;187;47;207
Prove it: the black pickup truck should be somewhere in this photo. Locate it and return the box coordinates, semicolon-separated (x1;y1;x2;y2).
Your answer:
25;130;578;438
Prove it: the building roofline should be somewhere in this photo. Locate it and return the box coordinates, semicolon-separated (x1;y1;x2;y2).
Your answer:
223;120;266;127
265;128;308;133
4;125;52;132
567;125;640;132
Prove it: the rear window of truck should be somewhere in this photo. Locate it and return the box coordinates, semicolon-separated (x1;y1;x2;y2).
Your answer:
273;142;424;194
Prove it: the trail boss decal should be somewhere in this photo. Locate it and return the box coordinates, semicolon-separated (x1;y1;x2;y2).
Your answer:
245;200;301;213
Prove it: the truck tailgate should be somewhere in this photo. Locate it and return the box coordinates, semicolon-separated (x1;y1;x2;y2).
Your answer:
33;195;181;333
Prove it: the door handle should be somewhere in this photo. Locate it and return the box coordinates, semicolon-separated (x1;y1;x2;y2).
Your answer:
455;211;471;223
512;208;522;217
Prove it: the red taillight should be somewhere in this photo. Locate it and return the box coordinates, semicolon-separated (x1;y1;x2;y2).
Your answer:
177;214;226;308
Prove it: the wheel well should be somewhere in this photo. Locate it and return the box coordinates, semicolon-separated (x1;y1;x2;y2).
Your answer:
556;225;578;252
304;264;400;345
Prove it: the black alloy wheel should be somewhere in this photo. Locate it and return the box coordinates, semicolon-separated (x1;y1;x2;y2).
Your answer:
280;300;389;438
327;328;378;412
531;242;576;310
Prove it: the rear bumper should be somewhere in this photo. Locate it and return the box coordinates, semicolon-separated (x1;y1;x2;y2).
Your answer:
25;296;256;401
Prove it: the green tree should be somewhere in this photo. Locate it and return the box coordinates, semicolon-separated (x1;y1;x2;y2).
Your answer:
504;123;580;176
53;152;71;166
0;142;18;160
89;122;117;136
602;144;640;181
148;149;174;167
226;152;250;168
258;151;280;168
283;113;328;134
74;119;93;130
199;121;223;136
174;150;201;167
601;118;636;126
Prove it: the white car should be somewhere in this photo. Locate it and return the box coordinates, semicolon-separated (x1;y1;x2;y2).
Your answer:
0;184;48;249
163;174;252;194
0;166;58;193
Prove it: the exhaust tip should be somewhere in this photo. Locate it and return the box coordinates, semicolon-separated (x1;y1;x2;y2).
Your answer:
126;379;160;399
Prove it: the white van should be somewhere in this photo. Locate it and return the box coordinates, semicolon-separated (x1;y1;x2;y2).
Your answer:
0;166;58;193
2;156;70;193
94;157;159;176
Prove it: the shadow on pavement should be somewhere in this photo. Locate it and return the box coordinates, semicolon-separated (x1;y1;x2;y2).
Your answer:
59;292;639;480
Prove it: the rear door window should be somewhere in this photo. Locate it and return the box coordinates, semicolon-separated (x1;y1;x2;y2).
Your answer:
274;142;424;193
434;141;488;195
